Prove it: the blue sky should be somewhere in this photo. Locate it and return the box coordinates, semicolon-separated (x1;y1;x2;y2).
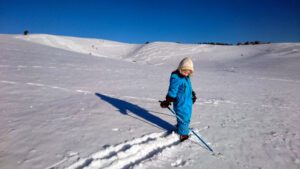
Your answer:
0;0;299;44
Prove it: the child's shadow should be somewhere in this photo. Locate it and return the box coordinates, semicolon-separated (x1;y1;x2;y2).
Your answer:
95;93;174;131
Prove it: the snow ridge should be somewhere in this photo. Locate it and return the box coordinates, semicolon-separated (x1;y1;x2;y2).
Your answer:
15;34;140;59
14;34;300;65
66;132;179;169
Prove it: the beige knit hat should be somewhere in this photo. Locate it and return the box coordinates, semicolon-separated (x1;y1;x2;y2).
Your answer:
178;57;194;73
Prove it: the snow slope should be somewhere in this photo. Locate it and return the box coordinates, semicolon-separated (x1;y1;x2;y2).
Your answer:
1;34;300;169
15;34;141;59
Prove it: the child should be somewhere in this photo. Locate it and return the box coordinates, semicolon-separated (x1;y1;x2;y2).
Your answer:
160;57;197;142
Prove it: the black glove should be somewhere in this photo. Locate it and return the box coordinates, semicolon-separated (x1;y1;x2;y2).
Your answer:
160;100;171;108
160;95;176;108
192;91;197;104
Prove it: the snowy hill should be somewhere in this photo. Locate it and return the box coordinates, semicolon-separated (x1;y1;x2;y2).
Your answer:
1;34;300;169
15;34;141;59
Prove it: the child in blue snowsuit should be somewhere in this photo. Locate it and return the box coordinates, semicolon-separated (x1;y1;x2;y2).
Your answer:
161;57;197;142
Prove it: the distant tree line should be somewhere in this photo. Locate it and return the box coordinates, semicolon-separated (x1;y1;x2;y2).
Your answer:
236;41;270;45
197;42;233;45
195;41;270;46
144;41;271;46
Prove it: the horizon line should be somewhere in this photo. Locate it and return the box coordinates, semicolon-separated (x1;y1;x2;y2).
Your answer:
1;32;300;45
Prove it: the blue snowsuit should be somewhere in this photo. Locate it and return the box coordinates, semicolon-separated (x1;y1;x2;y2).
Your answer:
167;70;193;135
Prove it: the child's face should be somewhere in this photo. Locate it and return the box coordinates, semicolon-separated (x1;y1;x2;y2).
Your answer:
180;69;192;77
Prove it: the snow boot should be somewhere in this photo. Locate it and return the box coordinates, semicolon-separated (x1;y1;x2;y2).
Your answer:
179;135;189;142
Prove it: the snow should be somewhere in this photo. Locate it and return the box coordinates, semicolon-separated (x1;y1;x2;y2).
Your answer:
1;34;300;169
15;34;140;59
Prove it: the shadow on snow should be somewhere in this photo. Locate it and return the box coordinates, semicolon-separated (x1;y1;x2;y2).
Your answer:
95;93;174;131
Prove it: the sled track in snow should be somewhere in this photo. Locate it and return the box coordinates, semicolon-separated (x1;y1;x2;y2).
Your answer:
65;132;180;169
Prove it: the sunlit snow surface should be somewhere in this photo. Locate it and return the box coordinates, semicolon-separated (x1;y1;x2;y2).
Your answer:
1;34;300;169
